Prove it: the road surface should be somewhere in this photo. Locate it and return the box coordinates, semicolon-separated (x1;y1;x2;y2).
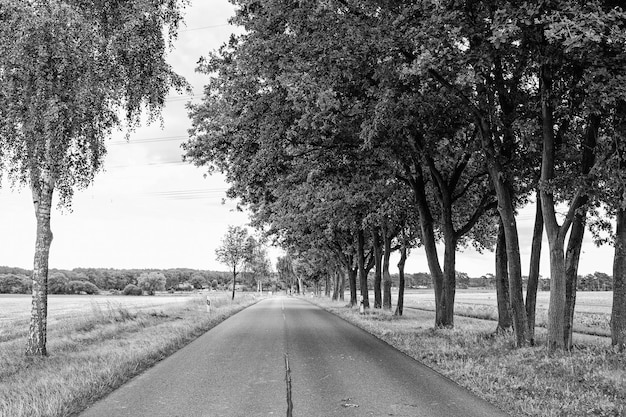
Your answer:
80;297;508;416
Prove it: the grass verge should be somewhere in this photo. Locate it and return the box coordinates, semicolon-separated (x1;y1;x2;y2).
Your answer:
0;294;257;417
309;297;626;417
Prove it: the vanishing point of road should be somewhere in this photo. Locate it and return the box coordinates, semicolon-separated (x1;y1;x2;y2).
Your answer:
80;297;508;417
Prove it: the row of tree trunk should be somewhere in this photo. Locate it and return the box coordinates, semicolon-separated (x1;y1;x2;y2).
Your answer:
318;191;625;351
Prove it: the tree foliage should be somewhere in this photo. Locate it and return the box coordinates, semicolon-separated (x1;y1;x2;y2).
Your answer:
186;0;626;349
137;272;166;296
215;226;254;299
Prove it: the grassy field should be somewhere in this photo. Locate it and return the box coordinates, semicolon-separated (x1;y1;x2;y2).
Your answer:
310;291;625;417
0;294;208;340
0;292;258;417
399;289;614;337
402;289;613;314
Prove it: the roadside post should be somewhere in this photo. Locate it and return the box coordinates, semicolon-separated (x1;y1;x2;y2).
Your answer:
206;296;211;313
359;295;364;314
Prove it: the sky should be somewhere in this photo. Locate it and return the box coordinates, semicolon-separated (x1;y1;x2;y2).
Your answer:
0;0;617;277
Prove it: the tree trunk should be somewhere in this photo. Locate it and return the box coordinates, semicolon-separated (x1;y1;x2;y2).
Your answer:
540;62;567;350
564;115;598;349
357;228;370;309
411;176;444;325
394;245;407;316
525;192;543;344
546;239;567;350
26;180;54;356
495;218;512;333
332;269;339;301
382;224;393;310
372;228;383;308
612;208;626;350
348;265;357;306
564;212;585;349
325;273;330;297
231;266;236;300
441;224;457;327
479;119;529;346
340;251;358;306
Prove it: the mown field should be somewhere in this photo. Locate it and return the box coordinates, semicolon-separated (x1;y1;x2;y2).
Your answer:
402;289;612;314
399;289;613;337
0;293;208;323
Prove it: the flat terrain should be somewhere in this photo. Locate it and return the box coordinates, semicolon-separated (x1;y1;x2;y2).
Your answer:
400;289;613;314
0;293;217;322
0;293;228;344
1;289;613;321
80;297;507;417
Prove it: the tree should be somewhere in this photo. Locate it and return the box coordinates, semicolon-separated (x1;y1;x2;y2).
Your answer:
400;0;537;345
599;92;626;350
533;2;626;350
189;273;207;289
0;273;30;294
244;237;271;292
123;284;143;296
342;1;501;326
137;272;166;296
48;272;69;294
0;0;188;356
216;226;252;300
66;280;99;295
277;255;296;294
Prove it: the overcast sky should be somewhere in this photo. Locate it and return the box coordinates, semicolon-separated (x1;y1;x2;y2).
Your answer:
0;0;616;277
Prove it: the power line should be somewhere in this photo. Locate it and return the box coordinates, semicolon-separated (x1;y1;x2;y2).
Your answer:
106;160;186;168
150;189;227;195
164;95;202;103
109;135;187;145
180;24;230;32
148;189;229;200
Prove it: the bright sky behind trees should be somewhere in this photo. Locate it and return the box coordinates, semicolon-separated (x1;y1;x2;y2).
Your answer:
0;0;616;277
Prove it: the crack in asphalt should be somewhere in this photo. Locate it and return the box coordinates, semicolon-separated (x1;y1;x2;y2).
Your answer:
284;353;293;417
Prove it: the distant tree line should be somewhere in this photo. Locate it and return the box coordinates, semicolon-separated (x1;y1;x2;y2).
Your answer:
0;266;245;295
285;270;614;293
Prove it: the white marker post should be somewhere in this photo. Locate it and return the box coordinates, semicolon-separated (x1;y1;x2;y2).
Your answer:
359;295;365;314
206;296;211;313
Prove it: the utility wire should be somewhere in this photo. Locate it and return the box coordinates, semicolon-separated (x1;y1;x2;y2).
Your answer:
106;160;186;168
164;95;202;103
180;24;230;32
109;135;187;145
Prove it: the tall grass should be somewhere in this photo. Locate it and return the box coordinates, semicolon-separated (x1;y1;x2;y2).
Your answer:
0;293;257;417
310;298;626;417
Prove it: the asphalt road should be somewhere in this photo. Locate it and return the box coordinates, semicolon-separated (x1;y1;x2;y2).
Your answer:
79;297;508;417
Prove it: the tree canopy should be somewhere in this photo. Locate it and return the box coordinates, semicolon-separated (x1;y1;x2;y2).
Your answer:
187;0;626;350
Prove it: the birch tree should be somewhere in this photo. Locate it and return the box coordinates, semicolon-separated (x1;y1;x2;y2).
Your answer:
0;0;188;356
216;226;252;300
